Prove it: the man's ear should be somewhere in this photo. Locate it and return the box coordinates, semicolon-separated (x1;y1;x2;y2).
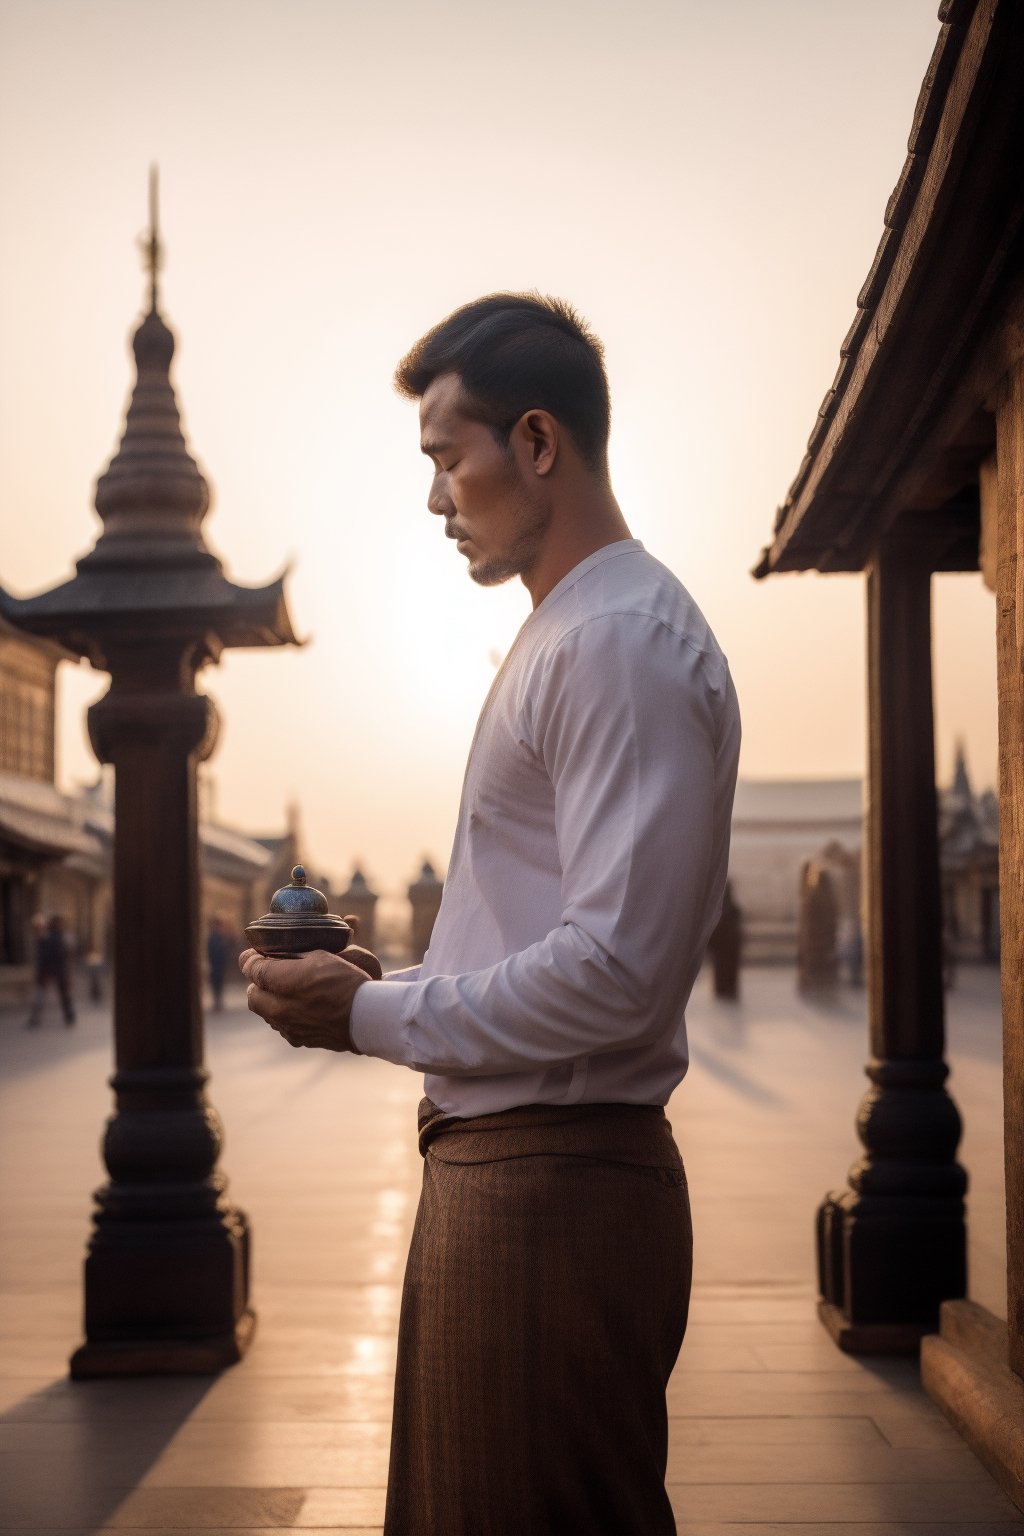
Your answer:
513;409;558;477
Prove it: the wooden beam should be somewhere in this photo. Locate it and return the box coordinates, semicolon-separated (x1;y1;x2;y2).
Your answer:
995;358;1024;1377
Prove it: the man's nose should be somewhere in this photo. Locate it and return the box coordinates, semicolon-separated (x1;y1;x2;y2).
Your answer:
427;480;452;518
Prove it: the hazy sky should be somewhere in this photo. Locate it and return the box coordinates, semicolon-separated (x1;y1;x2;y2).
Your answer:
0;0;996;893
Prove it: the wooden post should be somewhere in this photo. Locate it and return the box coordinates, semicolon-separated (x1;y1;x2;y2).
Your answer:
921;361;1024;1513
817;534;967;1351
69;645;254;1376
995;360;1024;1380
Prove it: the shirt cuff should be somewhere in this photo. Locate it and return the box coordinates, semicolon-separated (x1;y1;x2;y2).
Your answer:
383;964;422;984
350;980;415;1064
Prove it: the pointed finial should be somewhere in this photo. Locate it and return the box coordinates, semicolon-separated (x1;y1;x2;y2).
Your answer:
90;165;212;549
140;164;163;313
952;737;972;800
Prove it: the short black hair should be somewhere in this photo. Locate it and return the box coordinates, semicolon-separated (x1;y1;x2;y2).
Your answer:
395;292;610;471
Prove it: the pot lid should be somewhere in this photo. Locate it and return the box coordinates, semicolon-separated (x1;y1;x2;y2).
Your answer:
269;865;328;914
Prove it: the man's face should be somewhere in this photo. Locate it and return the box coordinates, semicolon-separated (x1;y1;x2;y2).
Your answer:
418;373;550;587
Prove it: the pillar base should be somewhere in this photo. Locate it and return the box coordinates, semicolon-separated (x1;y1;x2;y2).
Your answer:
818;1300;927;1355
73;1192;254;1378
69;1307;256;1379
817;1184;966;1348
921;1299;1024;1514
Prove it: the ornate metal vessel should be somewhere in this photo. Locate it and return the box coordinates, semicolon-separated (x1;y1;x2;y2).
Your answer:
245;866;353;957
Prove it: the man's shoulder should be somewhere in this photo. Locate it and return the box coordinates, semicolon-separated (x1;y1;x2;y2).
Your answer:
543;546;724;664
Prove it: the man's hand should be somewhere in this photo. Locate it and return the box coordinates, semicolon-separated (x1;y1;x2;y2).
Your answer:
239;945;378;1052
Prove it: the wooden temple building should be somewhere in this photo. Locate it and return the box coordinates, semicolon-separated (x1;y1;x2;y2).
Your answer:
0;618;105;983
754;0;1023;1507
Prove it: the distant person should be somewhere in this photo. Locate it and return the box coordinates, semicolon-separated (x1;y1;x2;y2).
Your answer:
840;916;864;988
242;293;741;1534
707;878;742;999
942;899;959;991
797;861;839;992
206;917;234;1012
27;911;46;952
84;949;105;1003
27;914;75;1028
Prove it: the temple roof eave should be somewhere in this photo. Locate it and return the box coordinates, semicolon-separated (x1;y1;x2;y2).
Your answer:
0;772;106;861
0;571;300;661
753;0;1024;582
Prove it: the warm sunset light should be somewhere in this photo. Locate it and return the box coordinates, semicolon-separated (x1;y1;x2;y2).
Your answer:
0;0;994;892
6;5;1024;1527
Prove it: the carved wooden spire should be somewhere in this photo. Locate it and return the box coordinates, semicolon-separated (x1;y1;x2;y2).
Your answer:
0;177;297;662
90;168;211;566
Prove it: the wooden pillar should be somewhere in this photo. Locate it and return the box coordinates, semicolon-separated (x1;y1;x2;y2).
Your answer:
995;361;1024;1381
817;534;967;1352
922;362;1024;1512
69;643;254;1377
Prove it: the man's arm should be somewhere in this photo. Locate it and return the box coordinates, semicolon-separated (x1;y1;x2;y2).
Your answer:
352;612;739;1074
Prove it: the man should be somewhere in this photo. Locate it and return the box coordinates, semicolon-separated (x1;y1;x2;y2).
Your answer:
206;915;234;1012
27;913;76;1028
243;293;741;1534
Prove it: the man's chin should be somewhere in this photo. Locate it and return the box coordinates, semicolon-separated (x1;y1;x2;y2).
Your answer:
467;558;518;588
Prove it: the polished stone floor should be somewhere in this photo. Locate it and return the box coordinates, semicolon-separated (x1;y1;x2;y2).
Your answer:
0;963;1019;1534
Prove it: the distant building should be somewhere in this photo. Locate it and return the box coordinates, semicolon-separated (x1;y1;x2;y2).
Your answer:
339;865;378;952
726;761;998;971
727;778;863;963
0;614;62;781
408;858;443;964
940;743;999;964
0;618;106;996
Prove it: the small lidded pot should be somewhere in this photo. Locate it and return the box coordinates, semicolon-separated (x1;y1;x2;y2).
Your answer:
245;866;352;958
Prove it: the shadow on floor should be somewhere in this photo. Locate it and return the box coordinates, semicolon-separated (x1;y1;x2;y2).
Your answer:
687;1042;791;1107
0;1373;216;1530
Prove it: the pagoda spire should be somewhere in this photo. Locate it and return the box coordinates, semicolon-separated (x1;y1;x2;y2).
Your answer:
83;172;212;571
0;180;296;660
951;737;972;804
142;163;162;315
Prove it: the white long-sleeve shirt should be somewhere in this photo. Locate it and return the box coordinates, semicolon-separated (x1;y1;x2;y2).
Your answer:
351;539;741;1116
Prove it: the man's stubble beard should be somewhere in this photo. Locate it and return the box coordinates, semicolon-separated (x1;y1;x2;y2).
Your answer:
466;469;552;588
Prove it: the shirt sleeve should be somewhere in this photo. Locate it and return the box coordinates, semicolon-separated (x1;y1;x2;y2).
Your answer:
382;964;422;984
350;612;732;1073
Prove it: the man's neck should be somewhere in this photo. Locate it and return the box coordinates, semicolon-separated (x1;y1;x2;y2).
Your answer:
522;489;633;609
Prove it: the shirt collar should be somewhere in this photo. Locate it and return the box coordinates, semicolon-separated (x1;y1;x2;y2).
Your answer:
529;539;644;621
